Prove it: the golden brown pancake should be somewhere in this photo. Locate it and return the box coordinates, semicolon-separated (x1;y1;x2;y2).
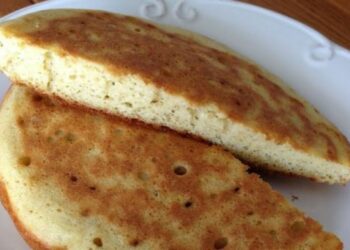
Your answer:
0;85;342;249
0;10;349;184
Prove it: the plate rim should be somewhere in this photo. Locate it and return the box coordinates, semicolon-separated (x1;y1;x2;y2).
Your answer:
0;0;349;249
1;0;350;59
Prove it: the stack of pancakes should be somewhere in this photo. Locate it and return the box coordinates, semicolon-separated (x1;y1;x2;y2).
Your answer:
0;9;348;250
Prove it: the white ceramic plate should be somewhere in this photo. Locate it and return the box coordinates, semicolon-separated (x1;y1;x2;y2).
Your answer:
1;0;349;249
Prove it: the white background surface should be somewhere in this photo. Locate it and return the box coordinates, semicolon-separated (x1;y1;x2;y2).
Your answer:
0;0;349;249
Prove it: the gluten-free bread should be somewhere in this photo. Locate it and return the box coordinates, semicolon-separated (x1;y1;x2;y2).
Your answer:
0;10;349;184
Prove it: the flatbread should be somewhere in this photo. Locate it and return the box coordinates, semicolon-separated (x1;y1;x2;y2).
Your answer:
0;10;349;183
0;85;342;249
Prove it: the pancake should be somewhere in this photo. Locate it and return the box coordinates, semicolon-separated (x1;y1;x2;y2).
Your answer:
0;10;349;184
0;85;343;249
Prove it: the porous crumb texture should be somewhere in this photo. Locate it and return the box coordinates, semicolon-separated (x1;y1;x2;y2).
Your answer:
0;85;343;249
0;10;349;184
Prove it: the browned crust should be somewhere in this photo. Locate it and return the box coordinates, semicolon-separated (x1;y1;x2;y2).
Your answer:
3;10;349;167
13;82;343;185
14;82;216;150
0;86;65;250
23;81;329;187
241;159;321;183
0;85;343;249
